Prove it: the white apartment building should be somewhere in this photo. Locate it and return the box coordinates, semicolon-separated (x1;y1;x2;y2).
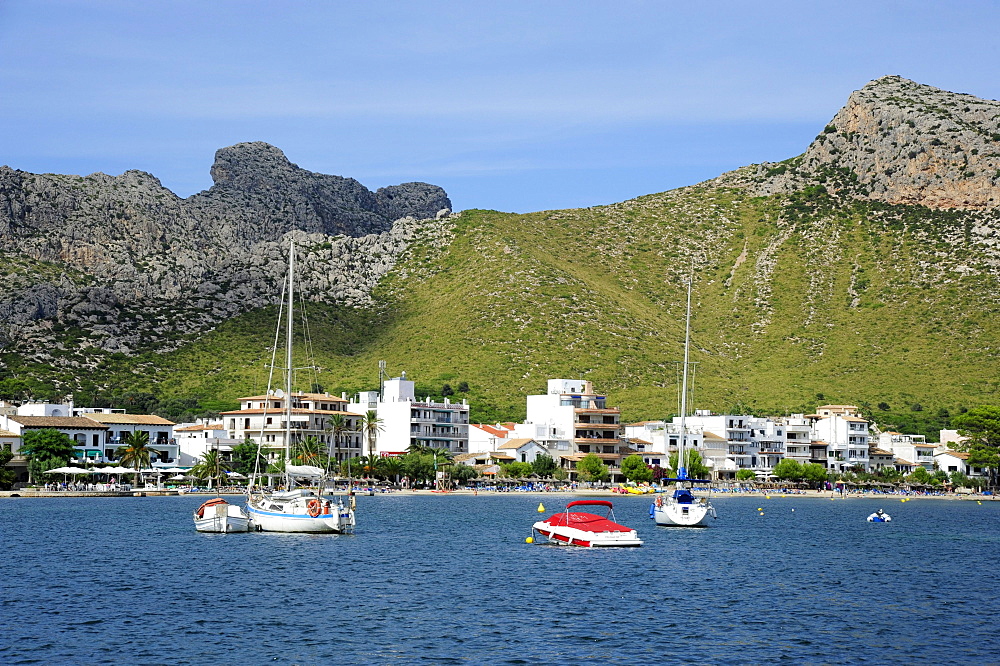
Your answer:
622;421;669;468
0;402;178;465
524;379;627;478
811;406;871;472
876;432;938;471
673;411;749;478
174;419;244;467
780;415;813;465
934;450;986;479
347;375;469;456
223;391;363;465
468;423;510;454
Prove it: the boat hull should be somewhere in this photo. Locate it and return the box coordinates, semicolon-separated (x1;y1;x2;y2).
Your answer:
247;493;355;533
193;501;251;533
531;502;642;548
651;500;715;527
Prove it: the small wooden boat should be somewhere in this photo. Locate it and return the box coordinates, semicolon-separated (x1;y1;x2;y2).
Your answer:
193;497;251;533
532;500;643;547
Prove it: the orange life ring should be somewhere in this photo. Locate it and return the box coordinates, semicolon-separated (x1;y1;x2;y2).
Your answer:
306;498;321;517
655;496;663;508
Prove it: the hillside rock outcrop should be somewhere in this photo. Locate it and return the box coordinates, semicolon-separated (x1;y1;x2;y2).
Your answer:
716;76;1000;209
0;143;453;364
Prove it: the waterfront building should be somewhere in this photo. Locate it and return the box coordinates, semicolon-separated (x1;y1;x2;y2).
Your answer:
934;450;986;479
0;427;25;482
174;419;243;467
876;431;938;472
780;415;813;465
868;447;896;471
497;438;548;465
468;423;512;454
77;412;178;465
1;415;109;462
222;391;363;466
810;406;871;472
347;374;470;456
524;379;629;480
667;411;742;479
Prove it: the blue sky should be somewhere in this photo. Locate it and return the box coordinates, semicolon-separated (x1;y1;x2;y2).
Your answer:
1;1;997;213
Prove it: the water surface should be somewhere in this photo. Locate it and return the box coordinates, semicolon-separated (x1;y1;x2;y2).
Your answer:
1;493;998;664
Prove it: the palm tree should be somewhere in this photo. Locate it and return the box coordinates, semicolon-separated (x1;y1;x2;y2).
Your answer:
192;448;231;489
292;435;324;467
116;430;151;487
381;456;404;485
361;410;384;459
358;455;384;482
325;413;352;466
407;442;428;455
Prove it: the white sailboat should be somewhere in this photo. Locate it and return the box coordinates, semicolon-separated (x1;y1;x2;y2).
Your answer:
245;241;356;533
651;276;717;527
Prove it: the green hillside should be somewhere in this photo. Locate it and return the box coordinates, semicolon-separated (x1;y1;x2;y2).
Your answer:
4;181;997;437
60;183;995;437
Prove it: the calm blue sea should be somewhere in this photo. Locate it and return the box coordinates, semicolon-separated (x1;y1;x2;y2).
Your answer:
2;493;999;665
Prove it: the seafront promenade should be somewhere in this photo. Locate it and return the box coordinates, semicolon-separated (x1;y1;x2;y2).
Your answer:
2;487;996;501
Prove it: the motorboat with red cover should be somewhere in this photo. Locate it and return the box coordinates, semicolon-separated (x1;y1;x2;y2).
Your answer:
532;500;643;547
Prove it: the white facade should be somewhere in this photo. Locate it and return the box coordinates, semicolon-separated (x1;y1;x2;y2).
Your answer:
934;451;986;478
781;415;813;464
524;379;626;478
174;420;243;467
877;432;938;471
1;403;178;465
497;438;549;464
223;392;363;465
812;413;871;472
347;376;470;456
468;423;513;454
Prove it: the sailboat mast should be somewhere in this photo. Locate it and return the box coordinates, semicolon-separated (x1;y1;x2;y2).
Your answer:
284;241;295;486
678;276;692;480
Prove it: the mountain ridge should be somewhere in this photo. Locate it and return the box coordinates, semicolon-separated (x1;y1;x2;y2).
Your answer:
1;77;999;436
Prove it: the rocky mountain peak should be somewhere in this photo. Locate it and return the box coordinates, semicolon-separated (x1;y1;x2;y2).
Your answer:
209;141;298;191
717;76;1000;209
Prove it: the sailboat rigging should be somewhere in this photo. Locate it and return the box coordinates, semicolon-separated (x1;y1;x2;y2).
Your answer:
650;276;717;527
245;240;356;533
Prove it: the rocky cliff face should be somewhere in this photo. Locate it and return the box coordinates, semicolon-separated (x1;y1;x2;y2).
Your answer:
0;142;452;361
716;76;1000;209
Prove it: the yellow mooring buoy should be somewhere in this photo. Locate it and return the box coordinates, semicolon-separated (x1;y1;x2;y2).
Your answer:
526;536;534;544
537;502;545;513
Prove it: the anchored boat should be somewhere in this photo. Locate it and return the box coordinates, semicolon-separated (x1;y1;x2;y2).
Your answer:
651;275;717;528
244;241;356;534
532;500;643;547
867;509;892;522
193;497;251;533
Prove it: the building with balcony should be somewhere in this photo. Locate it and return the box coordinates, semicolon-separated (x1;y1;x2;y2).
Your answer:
524;379;630;480
781;415;813;465
223;391;362;465
809;406;871;472
347;375;469;456
876;432;938;472
77;412;178;465
174;420;244;467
